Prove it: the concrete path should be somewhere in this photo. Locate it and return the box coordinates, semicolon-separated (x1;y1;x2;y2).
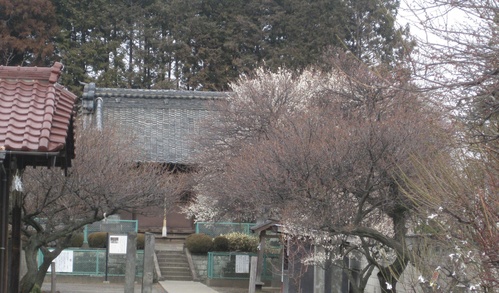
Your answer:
41;280;228;293
160;280;220;293
41;282;167;293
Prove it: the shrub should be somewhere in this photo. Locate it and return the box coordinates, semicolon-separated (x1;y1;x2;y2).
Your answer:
185;233;213;253
213;236;230;251
224;232;259;252
136;233;145;249
70;233;84;247
88;232;108;248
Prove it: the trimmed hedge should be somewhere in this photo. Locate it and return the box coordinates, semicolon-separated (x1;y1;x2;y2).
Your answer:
88;232;145;249
224;232;259;253
88;232;108;248
185;233;213;253
213;235;230;251
137;233;145;249
70;233;84;247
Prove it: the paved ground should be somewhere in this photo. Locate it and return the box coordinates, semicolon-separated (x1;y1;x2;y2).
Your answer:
41;280;272;293
210;287;249;293
41;281;256;293
159;280;219;293
41;282;167;293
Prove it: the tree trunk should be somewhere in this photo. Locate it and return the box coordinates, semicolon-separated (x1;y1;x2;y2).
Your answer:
19;241;58;293
20;241;40;293
375;212;409;293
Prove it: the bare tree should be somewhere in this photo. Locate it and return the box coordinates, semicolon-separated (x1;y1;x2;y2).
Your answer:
402;147;498;292
191;53;450;292
403;0;498;147
18;125;181;293
393;1;499;291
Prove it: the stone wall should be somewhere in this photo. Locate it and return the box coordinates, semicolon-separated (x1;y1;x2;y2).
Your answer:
191;254;208;280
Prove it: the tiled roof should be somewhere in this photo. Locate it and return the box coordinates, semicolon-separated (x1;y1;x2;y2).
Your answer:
94;87;227;100
82;84;227;164
0;62;77;152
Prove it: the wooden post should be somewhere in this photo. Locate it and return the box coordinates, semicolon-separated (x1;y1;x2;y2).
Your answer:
51;261;56;293
141;233;154;293
104;233;109;283
256;231;266;285
248;256;258;293
125;232;137;293
0;159;10;293
10;186;22;293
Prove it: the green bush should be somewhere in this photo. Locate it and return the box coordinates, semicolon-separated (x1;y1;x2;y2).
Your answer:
88;232;108;248
137;233;145;249
185;233;213;254
224;232;259;252
86;232;145;249
213;235;230;251
70;233;84;247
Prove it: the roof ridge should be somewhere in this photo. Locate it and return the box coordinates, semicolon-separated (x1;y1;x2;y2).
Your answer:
93;87;228;100
0;62;63;82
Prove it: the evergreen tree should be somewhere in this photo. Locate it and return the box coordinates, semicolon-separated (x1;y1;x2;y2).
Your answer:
49;0;410;91
0;0;58;66
53;0;129;93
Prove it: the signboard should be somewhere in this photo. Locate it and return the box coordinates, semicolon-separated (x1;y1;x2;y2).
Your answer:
235;254;250;273
109;235;127;254
48;250;74;273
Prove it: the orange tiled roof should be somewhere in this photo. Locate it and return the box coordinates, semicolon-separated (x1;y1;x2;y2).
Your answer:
0;62;77;152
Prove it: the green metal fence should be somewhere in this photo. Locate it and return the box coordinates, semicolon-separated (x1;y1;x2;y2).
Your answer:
207;252;279;280
195;222;254;237
38;248;144;277
83;219;138;245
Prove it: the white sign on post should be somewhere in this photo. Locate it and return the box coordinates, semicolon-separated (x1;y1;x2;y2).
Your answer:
235;254;250;273
48;250;74;273
109;235;127;254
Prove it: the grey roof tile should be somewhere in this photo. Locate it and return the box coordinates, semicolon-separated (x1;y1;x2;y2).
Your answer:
83;84;226;164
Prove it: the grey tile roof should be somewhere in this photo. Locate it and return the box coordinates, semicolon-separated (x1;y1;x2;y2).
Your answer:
94;87;226;100
82;84;226;164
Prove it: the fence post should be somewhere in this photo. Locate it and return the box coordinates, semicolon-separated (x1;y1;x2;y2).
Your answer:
82;225;89;248
207;252;212;279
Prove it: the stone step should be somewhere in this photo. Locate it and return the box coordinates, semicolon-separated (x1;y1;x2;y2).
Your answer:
162;267;191;273
157;249;185;253
162;275;193;281
157;252;185;257
157;250;185;254
156;248;193;281
158;258;187;264
156;254;187;262
159;264;190;269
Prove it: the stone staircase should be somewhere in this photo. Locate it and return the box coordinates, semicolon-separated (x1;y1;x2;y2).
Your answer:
155;234;194;281
156;250;193;281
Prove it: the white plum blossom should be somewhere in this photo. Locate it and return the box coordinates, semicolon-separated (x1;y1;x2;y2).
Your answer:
385;282;392;290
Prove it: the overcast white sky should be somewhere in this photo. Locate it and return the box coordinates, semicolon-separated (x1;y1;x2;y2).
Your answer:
397;0;466;44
